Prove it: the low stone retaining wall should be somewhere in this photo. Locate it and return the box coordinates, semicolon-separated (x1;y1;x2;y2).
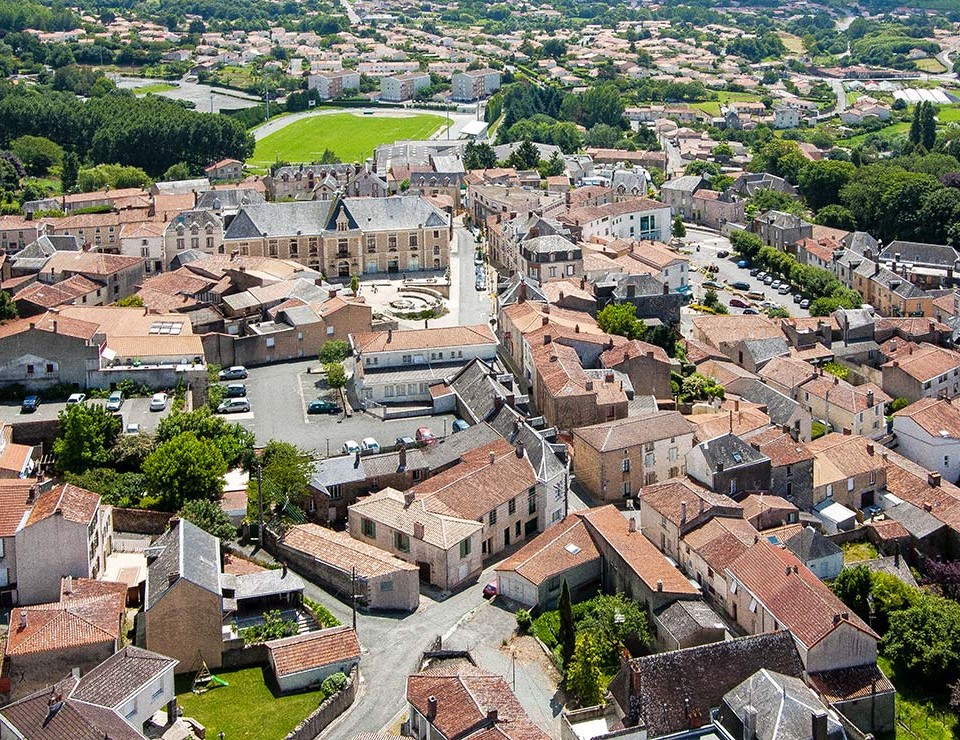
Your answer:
283;667;358;740
112;507;177;535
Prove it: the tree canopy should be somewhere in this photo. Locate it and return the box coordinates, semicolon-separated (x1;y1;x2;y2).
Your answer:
54;402;122;473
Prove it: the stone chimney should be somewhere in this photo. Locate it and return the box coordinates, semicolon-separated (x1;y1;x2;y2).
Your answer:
866;389;874;407
355;450;361;468
929;471;942;487
427;696;438;720
19;611;26;629
487;708;499;723
489;451;496;465
387;329;393;343
812;711;828;740
866;443;874;455
628;518;636;532
414;521;425;539
404;490;415;507
399;445;407;470
680;500;687;524
543;333;552;345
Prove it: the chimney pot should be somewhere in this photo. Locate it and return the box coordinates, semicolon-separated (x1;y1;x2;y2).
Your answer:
680;500;687;524
487;708;498;723
656;578;663;592
929;471;942;487
428;696;438;719
414;521;425;539
489;451;496;465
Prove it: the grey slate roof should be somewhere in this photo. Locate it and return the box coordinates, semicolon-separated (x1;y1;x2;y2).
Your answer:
725;378;802;427
880;239;959;267
696;432;769;473
522;234;579;255
783;525;841;562
311;454;368;490
421;423;502;473
850;555;919;588
340;196;448;231
488;403;566;483
72;645;178;707
196;188;265;211
662;174;704;193
448;357;514;423
718;669;845;740
609;631;804;737
885;500;946;539
168;248;208;269
224;201;338;239
234;568;305;600
843;231;879;255
737;337;790;367
146;518;222;611
497;273;548;307
654;599;725;644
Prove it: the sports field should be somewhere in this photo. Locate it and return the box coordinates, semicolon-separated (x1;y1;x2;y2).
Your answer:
251;111;447;166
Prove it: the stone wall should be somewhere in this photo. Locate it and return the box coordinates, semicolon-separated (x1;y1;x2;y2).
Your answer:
220;640;268;669
283;667;358;740
113;507;177;535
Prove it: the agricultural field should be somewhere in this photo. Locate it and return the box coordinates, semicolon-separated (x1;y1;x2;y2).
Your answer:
777;32;805;54
251;111;447;166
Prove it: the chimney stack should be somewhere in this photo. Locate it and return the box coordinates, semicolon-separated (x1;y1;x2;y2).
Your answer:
427;696;438;719
487;708;499;723
399;445;407;470
515;442;524;458
387;329;393;343
866;443;874;456
656;579;663;592
628;517;637;532
414;521;425;539
743;706;758;740
812;711;828;740
64;575;72;594
680;500;687;524
867;390;874;407
404;490;415;507
19;611;26;629
489;451;496;465
355;450;361;469
929;471;942;487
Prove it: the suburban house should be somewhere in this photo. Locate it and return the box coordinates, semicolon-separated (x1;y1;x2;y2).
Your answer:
406;652;548;740
204;158;244;181
0;646;178;740
571;411;694;502
494;515;601;609
5;578;127;699
142;519;224;673
15;483;112;606
348;487;483;591
579;505;699;610
639;477;744;562
266;625;361;693
350;325;498;406
893;397;960;482
881;343;960;403
275;523;420;611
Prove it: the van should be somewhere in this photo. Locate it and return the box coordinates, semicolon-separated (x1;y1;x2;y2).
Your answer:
746;290;765;301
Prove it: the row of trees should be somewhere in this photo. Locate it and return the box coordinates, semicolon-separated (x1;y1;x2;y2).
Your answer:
0;85;254;177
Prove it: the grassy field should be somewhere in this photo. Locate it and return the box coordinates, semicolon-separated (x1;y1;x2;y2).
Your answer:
938;104;960;123
176;667;324;740
842;540;879;563
251;111;447;166
878;657;956;740
839;122;910;146
692;91;765;117
777;32;805;54
915;57;946;74
133;82;177;95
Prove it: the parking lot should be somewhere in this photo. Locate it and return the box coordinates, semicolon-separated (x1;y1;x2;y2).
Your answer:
226;360;460;455
0;393;172;433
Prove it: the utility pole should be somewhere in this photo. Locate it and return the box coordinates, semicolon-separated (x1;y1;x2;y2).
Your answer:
264;75;270;121
351;566;357;631
256;463;264;551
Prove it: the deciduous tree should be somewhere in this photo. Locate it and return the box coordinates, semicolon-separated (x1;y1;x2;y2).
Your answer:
179;498;237;541
142;432;227;511
54;402;122;473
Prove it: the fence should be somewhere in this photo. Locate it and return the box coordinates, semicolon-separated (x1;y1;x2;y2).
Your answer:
283;667;358;740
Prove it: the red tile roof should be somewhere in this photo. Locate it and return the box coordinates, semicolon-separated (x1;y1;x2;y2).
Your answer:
25;483;99;527
726;541;877;649
0;479;36;537
640;478;741;527
267;625;360;678
579;505;698;596
496;517;600;586
352;325;496;354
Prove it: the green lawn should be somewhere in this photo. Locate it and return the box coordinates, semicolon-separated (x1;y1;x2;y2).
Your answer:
842;540;879;563
938;105;960;123
176;666;325;740
877;657;957;740
133;82;177;95
251;112;447;166
692;91;765;117
839;122;910;146
915;57;946;74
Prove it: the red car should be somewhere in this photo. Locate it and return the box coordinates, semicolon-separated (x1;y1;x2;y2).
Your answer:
482;580;498;598
729;298;750;308
416;426;438;445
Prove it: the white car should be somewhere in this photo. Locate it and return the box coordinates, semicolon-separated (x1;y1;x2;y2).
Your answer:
217;398;250;414
759;300;781;310
150;392;168;411
361;437;380;453
342;440;361;454
66;393;86;406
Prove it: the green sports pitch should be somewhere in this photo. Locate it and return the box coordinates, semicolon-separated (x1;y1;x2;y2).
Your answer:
251;111;448;166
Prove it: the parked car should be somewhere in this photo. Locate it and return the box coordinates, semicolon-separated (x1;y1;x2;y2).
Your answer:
308;398;339;414
416;426;437;444
760;300;781;310
361;437;380;453
224;384;247;398
737;259;749;268
482;580;498;598
730;281;750;291
770;279;782;289
746;290;766;301
218;366;248;380
395;436;417;447
749;268;760;277
217;398;250;414
729;298;750;308
105;390;124;412
20;395;39;413
756;271;767;280
777;284;792;295
800;299;811;309
743;307;760;315
793;293;804;304
67;393;86;406
452;418;469;432
149;392;168;411
703;279;724;289
763;275;775;285
717;250;730;258
125;422;140;435
342;440;361;454
474;253;484;265
475;279;486;291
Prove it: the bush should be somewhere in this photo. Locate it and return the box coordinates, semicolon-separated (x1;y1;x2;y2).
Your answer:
532;610;560;649
516;609;533;633
238;610;298;644
320;672;349;696
304;596;342;629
